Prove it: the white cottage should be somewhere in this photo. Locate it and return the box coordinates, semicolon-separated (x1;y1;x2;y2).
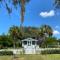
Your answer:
22;38;39;54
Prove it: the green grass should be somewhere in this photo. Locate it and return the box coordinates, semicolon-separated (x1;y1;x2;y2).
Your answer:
0;54;60;60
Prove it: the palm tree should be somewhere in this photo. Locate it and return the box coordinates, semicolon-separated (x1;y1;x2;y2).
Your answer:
54;0;60;8
38;25;53;47
9;26;19;48
0;0;30;58
9;26;24;48
40;25;53;37
0;0;30;30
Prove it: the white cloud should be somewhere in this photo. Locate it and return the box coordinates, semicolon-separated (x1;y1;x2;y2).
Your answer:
53;30;60;35
55;26;60;29
40;10;55;18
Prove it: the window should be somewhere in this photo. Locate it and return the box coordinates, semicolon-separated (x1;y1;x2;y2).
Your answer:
23;41;27;45
32;41;35;45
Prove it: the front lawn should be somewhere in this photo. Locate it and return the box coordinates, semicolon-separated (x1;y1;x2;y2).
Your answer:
0;54;60;60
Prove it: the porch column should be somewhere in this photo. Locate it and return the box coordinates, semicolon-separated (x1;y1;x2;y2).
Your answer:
27;41;28;46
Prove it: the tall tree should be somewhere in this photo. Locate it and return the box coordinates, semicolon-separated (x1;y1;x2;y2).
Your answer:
39;25;53;37
0;34;13;48
0;0;30;56
54;0;60;8
0;0;30;30
38;25;53;47
9;26;23;48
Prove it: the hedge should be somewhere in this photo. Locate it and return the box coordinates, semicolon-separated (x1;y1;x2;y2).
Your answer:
0;51;13;55
41;49;60;54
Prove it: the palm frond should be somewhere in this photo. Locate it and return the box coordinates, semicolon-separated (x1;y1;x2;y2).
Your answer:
55;0;60;8
5;3;12;14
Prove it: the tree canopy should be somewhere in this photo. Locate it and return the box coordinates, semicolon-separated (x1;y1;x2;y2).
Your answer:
0;25;59;48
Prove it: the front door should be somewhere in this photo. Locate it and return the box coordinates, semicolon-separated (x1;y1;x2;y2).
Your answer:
25;41;35;54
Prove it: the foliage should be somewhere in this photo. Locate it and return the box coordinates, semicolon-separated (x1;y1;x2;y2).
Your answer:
0;0;30;13
0;34;13;49
0;0;30;33
39;25;53;37
54;0;60;8
0;25;59;48
0;0;30;50
44;37;58;48
37;25;53;47
0;51;13;55
41;49;60;54
23;27;39;39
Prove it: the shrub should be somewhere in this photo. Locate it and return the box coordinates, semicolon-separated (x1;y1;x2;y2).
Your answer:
0;51;13;55
41;49;60;54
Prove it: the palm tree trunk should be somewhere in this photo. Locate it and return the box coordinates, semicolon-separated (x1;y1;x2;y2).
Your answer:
20;0;25;35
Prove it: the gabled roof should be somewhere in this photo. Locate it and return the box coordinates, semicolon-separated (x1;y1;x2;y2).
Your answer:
22;38;38;41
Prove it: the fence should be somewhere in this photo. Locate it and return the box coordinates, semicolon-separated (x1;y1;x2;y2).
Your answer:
0;48;60;54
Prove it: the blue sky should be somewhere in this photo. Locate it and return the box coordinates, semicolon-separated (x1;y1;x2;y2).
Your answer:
0;0;60;39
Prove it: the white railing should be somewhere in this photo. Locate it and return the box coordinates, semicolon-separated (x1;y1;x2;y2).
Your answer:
0;48;60;54
0;48;24;54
